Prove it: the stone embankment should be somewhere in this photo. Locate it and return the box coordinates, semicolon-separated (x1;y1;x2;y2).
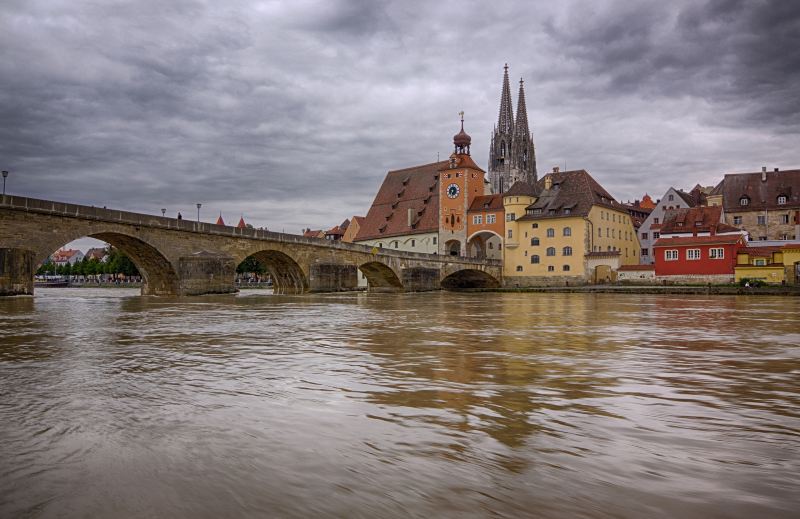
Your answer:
470;285;800;296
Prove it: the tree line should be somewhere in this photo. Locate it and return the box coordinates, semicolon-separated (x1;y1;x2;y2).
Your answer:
37;247;140;277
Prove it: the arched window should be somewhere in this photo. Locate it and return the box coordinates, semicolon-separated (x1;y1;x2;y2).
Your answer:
531;237;540;246
563;265;570;271
740;196;750;206
563;246;572;256
546;228;555;237
501;142;506;158
531;255;540;264
563;227;571;237
546;247;556;256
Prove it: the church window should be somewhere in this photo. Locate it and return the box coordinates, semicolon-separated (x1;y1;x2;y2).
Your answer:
546;247;556;256
531;255;540;264
546;228;555;237
531;237;540;246
563;265;570;272
563;246;573;256
501;142;506;158
563;227;571;237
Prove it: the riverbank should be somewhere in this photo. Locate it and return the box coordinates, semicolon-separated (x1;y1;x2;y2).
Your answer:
476;284;800;296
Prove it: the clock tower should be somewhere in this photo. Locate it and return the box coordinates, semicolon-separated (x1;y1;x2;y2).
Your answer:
439;113;486;256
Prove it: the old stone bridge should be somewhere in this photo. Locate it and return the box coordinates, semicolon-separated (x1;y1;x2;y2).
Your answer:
0;195;502;296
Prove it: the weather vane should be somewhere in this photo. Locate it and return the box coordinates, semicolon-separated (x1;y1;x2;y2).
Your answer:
458;110;464;121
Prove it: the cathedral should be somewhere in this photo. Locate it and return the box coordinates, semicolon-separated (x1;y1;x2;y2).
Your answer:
488;64;538;194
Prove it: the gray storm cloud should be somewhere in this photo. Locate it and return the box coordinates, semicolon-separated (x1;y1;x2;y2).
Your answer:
1;0;798;235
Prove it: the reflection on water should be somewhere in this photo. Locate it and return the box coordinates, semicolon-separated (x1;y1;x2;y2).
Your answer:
1;288;798;518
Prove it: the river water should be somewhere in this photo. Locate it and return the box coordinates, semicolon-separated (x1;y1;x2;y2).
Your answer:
1;288;798;518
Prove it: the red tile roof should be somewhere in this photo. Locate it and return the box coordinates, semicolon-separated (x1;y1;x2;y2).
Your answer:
468;194;503;212
215;214;225;226
355;160;448;241
742;246;782;257
653;234;745;247
504;181;537;197
518;169;620;221
658;206;741;235
237;216;246;229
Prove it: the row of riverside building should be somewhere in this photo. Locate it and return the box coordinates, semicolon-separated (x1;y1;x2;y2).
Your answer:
317;65;800;287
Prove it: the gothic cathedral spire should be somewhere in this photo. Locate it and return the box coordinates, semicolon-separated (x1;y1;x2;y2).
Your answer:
488;65;537;194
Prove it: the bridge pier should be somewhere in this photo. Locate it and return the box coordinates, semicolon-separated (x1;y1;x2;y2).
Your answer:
401;267;440;292
177;252;237;296
0;248;34;296
308;263;358;292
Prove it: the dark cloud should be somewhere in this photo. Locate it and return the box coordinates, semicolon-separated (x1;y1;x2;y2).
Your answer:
1;0;798;239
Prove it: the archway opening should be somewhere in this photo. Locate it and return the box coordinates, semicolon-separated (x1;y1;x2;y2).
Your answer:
441;269;501;290
242;250;308;294
445;239;461;257
36;232;178;296
593;265;615;284
358;261;403;292
467;231;502;260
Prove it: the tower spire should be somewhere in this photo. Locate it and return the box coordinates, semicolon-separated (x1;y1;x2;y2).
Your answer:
514;78;529;138
497;63;514;133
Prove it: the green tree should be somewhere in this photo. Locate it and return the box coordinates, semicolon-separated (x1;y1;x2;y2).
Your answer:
236;256;265;275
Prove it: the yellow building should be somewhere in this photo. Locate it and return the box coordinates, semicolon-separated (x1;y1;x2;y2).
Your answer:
503;168;638;286
735;244;800;284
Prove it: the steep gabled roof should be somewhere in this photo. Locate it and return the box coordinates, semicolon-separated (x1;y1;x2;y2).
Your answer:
659;206;742;235
468;194;503;212
717;169;800;211
504;180;537;197
355;161;447;241
518;169;619;220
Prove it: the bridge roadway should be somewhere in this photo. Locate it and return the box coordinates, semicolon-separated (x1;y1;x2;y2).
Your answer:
0;195;502;296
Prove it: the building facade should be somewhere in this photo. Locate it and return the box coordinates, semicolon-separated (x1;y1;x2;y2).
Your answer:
735;243;800;285
707;167;800;241
488;64;537;194
466;194;504;260
502;168;638;286
638;187;699;264
653;234;745;283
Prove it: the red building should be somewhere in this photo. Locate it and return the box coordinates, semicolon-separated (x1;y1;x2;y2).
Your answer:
653;234;746;282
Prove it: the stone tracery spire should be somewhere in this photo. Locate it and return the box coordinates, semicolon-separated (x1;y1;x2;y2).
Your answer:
514;78;529;139
497;64;514;134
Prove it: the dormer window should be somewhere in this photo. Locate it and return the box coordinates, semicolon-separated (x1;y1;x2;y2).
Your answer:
740;196;750;206
778;195;787;205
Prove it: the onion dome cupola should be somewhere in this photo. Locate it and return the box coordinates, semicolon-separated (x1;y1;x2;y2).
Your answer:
453;111;471;155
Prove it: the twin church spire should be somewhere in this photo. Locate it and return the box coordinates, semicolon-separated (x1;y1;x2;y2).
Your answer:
489;64;537;194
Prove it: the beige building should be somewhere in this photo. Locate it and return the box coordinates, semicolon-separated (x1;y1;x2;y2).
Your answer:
503;168;638;286
707;167;800;241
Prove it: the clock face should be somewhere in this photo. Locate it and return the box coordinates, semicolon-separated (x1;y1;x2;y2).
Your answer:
446;183;460;199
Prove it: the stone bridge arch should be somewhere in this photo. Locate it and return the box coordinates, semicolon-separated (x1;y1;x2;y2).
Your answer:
236;248;309;294
358;261;403;292
34;230;180;296
440;268;501;290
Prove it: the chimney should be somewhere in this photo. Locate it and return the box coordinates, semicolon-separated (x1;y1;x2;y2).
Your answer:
544;175;553;190
762;166;767;173
407;208;414;227
774;167;779;172
552;166;560;173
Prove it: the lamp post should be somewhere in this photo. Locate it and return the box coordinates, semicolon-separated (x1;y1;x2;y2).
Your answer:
196;203;202;222
2;170;8;197
161;208;166;217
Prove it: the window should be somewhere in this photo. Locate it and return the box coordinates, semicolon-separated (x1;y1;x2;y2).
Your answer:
473;215;483;225
487;214;496;224
668;194;674;201
733;216;742;225
754;258;766;266
531;237;540;246
507;229;513;239
665;249;678;261
653;218;659;224
686;249;701;260
564;208;571;215
533;209;542;215
547;228;555;237
606;228;609;237
506;213;516;222
653;232;660;239
709;248;724;259
378;243;383;248
411;239;415;247
757;215;766;225
531;255;540;264
516;265;523;272
563;246;573;256
532;223;538;229
780;214;790;224
740;196;750;206
598;228;602;237
433;237;437;245
759;236;767;241
778;195;787;205
563;227;572;237
394;241;399;249
563;265;570;271
641;248;649;256
546;247;556;256
612;229;616;238
547;265;555;272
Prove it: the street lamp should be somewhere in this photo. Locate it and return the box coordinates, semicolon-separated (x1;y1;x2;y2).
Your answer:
196;203;202;222
2;170;8;197
161;208;166;217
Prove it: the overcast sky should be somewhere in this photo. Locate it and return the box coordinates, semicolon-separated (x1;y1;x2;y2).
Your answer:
2;0;798;240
